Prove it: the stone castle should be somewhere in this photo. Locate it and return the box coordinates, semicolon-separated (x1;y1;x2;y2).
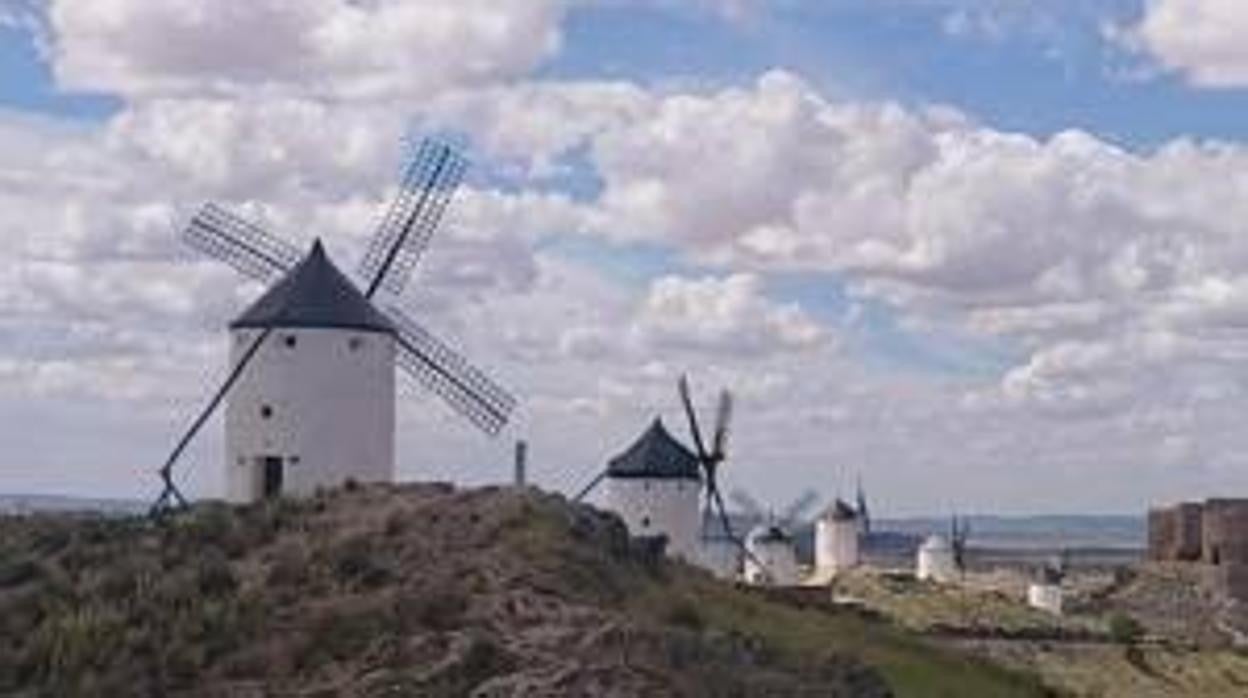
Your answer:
1148;499;1248;602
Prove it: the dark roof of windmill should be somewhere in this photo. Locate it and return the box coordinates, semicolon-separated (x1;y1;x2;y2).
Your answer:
823;499;859;522
606;418;702;481
748;523;792;545
230;240;395;333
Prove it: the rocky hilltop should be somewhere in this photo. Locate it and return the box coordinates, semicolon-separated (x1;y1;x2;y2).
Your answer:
0;483;1047;697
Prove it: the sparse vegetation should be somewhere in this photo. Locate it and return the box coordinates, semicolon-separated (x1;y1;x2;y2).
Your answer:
0;484;1055;696
1108;612;1143;645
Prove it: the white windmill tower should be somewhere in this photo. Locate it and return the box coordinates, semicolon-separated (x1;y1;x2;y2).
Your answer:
814;499;861;579
917;515;970;583
152;140;516;511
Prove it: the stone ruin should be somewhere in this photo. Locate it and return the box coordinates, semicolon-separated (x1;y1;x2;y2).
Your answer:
1149;498;1248;603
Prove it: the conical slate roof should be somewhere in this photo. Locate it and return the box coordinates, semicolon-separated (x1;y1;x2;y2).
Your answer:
823;499;859;522
607;418;702;481
231;240;395;334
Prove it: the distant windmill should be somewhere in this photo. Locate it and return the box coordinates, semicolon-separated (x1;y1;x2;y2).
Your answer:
730;488;818;586
151;139;516;513
573;375;743;566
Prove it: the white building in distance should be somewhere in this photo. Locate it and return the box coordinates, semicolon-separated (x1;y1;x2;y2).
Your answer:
916;535;958;583
603;418;703;561
815;499;861;577
744;523;801;587
1027;560;1065;615
225;241;396;502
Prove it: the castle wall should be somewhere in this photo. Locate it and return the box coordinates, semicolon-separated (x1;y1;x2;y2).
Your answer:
1151;498;1248;604
1175;502;1205;561
1148;502;1204;562
1203;499;1248;566
1206;563;1248;604
1148;507;1176;562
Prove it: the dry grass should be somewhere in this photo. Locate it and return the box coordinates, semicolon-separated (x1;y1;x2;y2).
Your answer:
0;484;1055;697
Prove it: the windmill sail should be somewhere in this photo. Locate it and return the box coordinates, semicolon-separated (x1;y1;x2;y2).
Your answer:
185;203;302;282
781;488;820;526
385;304;515;435
711;389;732;457
359;139;467;298
730;488;765;519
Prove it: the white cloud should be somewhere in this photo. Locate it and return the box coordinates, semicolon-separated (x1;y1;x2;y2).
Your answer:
1122;0;1248;87
10;0;1248;512
635;273;825;355
46;0;569;98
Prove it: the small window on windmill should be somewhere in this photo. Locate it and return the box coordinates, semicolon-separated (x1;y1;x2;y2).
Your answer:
260;404;274;419
642;516;651;528
283;334;297;349
288;455;301;466
348;336;365;352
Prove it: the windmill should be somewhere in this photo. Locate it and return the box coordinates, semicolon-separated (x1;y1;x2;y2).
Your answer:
571;375;743;568
1028;549;1068;614
729;488;818;586
814;496;862;577
151;138;516;514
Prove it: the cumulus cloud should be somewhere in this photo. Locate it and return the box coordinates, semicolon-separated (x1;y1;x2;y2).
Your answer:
1122;0;1248;87
46;0;569;98
635;273;825;355
436;70;1248;435
11;2;1248;509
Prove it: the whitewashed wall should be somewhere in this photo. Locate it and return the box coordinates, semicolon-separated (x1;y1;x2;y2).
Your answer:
917;537;957;583
815;517;860;575
1027;583;1063;615
605;477;701;561
225;327;395;502
744;536;800;587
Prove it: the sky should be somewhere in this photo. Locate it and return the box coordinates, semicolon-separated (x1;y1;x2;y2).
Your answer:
6;0;1248;515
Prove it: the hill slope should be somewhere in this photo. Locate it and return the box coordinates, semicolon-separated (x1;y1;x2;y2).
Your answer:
0;483;1051;697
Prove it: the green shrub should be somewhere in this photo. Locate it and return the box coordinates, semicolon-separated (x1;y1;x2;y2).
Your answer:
1108;612;1143;645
